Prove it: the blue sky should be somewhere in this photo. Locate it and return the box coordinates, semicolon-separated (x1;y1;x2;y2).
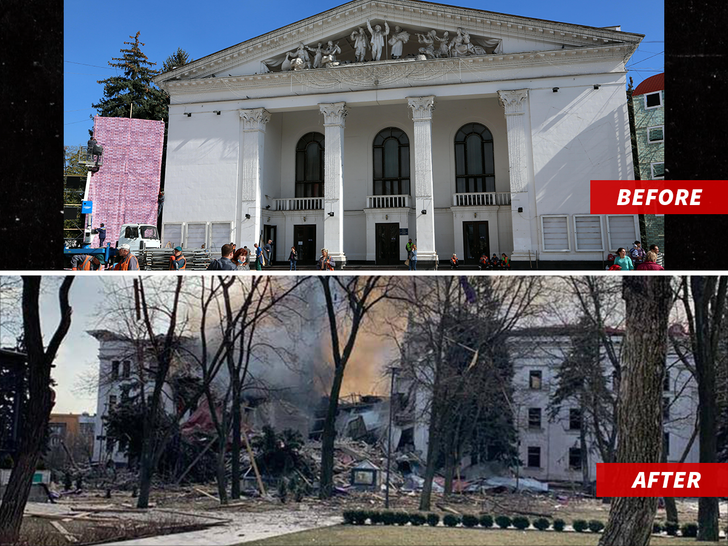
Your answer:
63;0;663;147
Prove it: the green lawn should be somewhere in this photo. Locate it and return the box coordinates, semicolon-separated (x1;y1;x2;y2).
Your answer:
242;525;721;546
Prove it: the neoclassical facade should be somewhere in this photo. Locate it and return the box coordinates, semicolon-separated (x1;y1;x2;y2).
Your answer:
154;0;643;268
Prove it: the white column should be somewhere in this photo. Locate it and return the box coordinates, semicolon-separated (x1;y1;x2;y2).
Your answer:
319;102;347;266
237;108;271;248
407;96;437;266
498;89;535;263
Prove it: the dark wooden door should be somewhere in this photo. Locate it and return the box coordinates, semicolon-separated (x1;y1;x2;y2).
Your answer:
375;223;400;265
293;225;316;265
462;221;489;264
263;225;277;265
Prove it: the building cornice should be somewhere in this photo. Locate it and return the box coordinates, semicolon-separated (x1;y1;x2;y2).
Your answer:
154;0;641;85
161;44;632;97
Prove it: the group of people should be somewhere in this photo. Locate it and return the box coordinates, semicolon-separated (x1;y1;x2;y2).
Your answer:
447;252;510;269
610;241;664;271
206;240;276;271
69;243;139;271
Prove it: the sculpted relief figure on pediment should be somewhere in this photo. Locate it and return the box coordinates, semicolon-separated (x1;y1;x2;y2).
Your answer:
260;21;502;74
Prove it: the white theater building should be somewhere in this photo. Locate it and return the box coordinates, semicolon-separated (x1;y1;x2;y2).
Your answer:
155;0;643;268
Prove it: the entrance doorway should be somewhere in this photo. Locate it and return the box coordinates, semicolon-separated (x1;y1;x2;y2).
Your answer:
293;225;316;265
462;221;489;264
375;223;400;265
263;225;277;265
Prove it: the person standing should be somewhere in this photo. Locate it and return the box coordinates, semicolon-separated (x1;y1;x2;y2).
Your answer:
97;223;106;247
254;243;264;270
501;253;510;269
649;244;663;267
406;238;414;262
629;240;646;267
289;246;298;271
636;251;665;271
114;244;139;271
318;248;335;270
169;246;186;270
409;245;417;271
613;247;635;271
207;244;237;270
264;239;274;267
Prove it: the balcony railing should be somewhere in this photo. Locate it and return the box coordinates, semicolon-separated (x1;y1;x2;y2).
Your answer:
273;197;323;211
453;192;512;207
366;195;411;209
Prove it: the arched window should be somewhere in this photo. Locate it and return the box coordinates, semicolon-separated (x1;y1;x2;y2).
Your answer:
373;128;410;195
454;123;495;193
295;132;325;197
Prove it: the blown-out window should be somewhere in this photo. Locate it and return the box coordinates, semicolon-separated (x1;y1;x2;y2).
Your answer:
296;132;325;198
455;123;495;193
373;128;410;195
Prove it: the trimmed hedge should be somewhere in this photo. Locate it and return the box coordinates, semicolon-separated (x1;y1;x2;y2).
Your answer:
665;521;679;536
495;515;512;529
393;512;410;526
462;514;479;528
426;513;440;527
443;514;461;528
680;523;698;538
533;518;550;531
652;522;663;534
369;511;383;525
573;519;589;533
479;514;494;528
410;513;426;526
342;510;356;525
588;520;605;533
553;519;565;532
381;511;396;526
512;516;530;530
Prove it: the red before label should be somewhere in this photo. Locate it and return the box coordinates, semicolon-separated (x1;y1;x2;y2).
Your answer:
590;181;728;214
596;463;728;497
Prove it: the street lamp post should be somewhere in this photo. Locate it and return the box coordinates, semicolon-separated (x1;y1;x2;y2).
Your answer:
385;366;400;509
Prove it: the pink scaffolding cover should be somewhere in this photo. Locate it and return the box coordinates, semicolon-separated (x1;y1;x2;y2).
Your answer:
88;116;165;247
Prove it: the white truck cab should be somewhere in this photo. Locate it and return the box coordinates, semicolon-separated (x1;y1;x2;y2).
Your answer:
117;224;161;252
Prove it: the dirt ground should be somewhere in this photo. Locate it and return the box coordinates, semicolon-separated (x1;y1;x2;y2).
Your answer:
20;486;728;545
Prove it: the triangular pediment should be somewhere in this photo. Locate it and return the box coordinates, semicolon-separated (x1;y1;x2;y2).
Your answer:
154;0;642;83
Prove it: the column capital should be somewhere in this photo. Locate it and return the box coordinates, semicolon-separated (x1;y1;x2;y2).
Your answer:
319;102;347;128
239;108;271;132
407;96;435;121
498;89;529;115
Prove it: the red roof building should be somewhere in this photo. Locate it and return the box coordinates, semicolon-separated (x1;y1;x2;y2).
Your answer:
633;73;664;96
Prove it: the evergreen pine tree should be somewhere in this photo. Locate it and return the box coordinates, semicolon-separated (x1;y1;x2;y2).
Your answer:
92;32;167;122
162;48;192;73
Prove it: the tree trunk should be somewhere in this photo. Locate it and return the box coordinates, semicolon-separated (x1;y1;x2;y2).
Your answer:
0;277;74;545
230;381;242;500
216;433;228;505
319;367;345;499
443;449;455;497
661;444;678;523
599;277;672;546
419;419;440;511
691;277;721;542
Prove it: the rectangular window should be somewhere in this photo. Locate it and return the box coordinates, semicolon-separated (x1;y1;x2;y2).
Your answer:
541;216;570;251
663;371;670;392
663;397;670;421
162;223;183;249
647;126;664;143
651;162;665;180
529;370;542;390
111;360;120;381
606;215;639;251
569;447;582;470
569;408;582;430
122;360;131;378
645;92;662;109
527;446;541;468
528;407;542;429
574;215;604;251
664;432;670;458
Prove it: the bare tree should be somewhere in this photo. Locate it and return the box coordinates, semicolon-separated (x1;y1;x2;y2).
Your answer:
599;277;672;546
0;277;74;545
317;276;398;499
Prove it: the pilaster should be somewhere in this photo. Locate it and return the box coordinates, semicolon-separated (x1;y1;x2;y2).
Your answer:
320;102;347;267
237;108;271;250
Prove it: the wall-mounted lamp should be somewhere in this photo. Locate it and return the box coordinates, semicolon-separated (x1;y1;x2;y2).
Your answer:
552;87;559;93
421;209;427;214
265;205;270;209
328;211;335;217
593;84;601;90
303;216;306;222
245;213;251;219
517;207;523;213
474;212;477;218
385;214;388;220
267;217;270;222
214;110;221;115
185;113;192;117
